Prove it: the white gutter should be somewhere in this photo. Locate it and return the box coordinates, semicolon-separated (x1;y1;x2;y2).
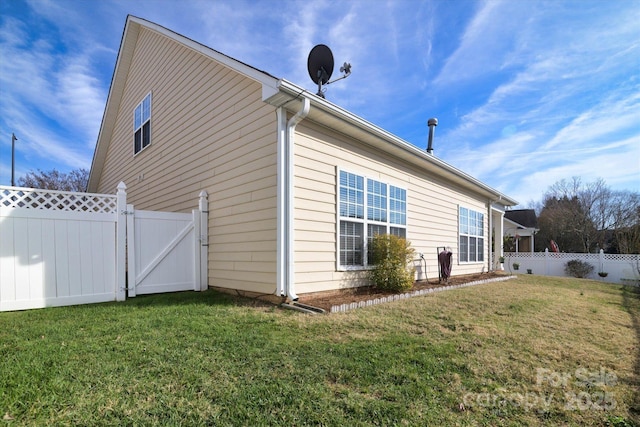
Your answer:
272;80;518;207
277;97;310;301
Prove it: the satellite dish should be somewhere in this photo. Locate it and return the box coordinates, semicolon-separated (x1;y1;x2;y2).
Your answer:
307;44;352;99
308;44;334;98
307;44;334;85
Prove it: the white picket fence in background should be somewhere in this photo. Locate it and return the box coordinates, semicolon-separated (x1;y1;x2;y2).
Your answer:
504;250;640;285
0;183;208;311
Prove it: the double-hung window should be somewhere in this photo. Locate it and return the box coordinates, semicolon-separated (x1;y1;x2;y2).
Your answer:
338;170;407;268
459;207;484;263
134;93;151;154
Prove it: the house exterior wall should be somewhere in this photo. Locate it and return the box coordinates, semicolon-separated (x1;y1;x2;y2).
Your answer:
94;27;279;294
293;121;490;294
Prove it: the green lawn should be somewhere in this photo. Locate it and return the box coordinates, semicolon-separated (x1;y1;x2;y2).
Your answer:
1;276;638;426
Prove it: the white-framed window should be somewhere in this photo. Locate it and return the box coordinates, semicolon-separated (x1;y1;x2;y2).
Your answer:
134;93;151;154
338;169;407;269
459;206;484;263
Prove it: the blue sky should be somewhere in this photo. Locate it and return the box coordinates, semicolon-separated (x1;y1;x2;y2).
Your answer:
1;0;638;206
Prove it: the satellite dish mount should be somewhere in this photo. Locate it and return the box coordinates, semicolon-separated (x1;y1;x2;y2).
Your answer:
307;44;351;99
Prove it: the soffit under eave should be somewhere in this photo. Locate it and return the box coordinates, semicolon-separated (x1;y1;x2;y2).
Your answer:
504;217;538;232
267;92;517;207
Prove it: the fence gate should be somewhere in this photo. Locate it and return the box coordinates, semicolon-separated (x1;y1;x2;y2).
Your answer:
1;183;208;311
126;192;208;297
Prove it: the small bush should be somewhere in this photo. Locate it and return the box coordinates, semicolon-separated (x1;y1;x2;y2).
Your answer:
368;234;416;292
564;259;595;278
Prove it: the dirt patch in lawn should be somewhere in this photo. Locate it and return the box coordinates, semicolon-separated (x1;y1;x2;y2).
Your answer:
297;272;509;312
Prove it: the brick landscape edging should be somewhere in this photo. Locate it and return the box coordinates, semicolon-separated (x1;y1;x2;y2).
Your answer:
329;275;517;313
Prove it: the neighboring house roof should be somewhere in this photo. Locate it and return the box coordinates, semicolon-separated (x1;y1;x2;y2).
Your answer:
504;209;538;229
88;15;518;207
504;217;537;238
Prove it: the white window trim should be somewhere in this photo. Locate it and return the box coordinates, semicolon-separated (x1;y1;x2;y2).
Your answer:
458;205;485;264
133;92;152;156
336;167;408;271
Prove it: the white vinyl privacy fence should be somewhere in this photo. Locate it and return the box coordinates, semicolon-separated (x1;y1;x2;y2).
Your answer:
1;183;208;311
504;250;640;285
126;196;208;297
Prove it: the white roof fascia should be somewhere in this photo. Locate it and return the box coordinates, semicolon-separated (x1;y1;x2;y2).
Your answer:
88;17;139;192
126;16;280;91
504;217;538;233
269;79;518;207
89;15;518;208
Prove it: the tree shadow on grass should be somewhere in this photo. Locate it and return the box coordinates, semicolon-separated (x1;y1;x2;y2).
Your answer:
621;285;640;424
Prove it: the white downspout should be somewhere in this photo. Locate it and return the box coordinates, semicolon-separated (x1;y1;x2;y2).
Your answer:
488;199;493;272
276;107;287;297
284;97;310;301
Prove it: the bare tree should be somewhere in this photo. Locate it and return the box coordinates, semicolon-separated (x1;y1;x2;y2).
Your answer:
608;191;640;253
536;177;640;253
17;168;89;192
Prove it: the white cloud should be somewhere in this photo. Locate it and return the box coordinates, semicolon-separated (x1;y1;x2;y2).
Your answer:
1;0;637;202
429;0;640;205
0;9;106;176
433;0;528;86
3;104;92;171
53;60;105;145
509;135;640;204
541;88;640;151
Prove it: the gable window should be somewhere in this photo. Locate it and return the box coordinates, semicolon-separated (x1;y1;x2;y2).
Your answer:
459;207;484;263
338;170;407;268
134;93;151;154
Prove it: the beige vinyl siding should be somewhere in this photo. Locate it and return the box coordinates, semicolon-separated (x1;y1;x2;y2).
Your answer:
95;27;278;294
293;120;489;294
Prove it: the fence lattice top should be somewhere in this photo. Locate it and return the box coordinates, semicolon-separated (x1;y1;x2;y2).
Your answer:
0;186;117;213
505;251;639;262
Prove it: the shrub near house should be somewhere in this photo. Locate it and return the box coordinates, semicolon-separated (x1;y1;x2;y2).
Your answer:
368;234;415;292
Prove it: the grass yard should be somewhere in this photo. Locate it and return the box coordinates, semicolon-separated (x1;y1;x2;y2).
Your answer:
1;275;638;426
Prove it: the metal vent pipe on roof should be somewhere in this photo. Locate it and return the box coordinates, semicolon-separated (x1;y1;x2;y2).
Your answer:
426;118;438;155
